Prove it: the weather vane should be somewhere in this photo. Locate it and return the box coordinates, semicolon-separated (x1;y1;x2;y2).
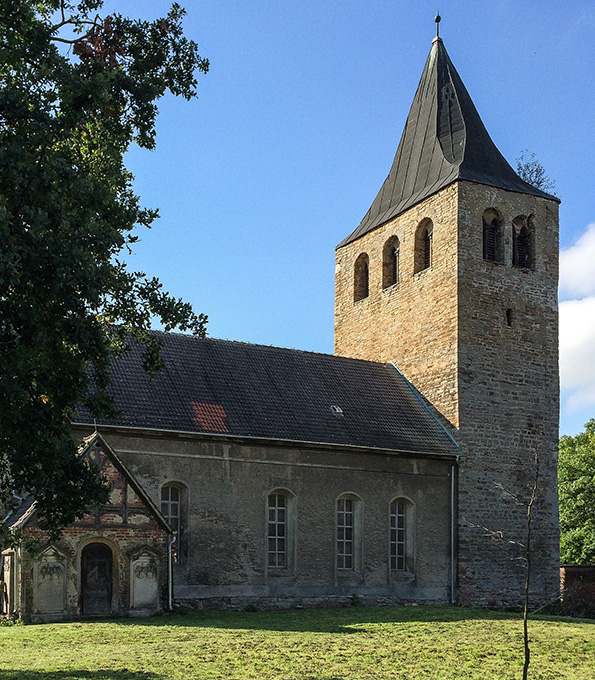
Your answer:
435;10;441;38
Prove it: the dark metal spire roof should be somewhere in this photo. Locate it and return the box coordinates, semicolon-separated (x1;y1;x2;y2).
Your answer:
338;37;558;248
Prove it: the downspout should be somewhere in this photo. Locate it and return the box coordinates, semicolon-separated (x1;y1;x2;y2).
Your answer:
450;464;456;604
0;554;5;615
167;532;176;611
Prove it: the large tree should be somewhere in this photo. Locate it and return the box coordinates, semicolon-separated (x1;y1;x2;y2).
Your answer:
0;1;208;539
559;420;595;564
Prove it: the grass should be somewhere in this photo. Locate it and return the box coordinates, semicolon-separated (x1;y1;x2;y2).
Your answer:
0;605;594;680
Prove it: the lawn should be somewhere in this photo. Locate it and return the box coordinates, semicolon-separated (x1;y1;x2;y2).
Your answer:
1;605;594;680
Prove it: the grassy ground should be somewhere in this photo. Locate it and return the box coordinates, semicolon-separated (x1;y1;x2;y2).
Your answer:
1;605;594;680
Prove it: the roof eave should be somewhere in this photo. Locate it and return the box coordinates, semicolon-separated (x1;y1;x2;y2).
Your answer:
72;422;460;461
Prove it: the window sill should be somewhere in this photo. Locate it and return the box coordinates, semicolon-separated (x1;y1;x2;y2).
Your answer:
267;567;294;577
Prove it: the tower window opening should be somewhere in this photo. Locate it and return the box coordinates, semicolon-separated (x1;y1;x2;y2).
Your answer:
354;253;370;301
482;209;504;263
414;219;433;273
513;215;534;269
382;237;400;288
423;230;432;269
506;308;513;327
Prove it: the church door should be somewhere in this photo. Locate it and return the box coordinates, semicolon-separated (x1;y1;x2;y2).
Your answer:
81;543;113;615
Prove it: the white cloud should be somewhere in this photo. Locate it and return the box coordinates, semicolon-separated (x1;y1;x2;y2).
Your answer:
560;297;595;390
559;223;595;298
559;225;595;422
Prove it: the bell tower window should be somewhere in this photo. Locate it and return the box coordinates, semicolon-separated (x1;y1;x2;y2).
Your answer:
482;208;504;263
513;215;534;269
383;237;400;288
414;219;433;273
354;253;370;301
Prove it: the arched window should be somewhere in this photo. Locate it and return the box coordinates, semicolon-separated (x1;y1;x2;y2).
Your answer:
161;482;187;564
336;494;362;571
267;489;295;572
414;219;433;273
389;498;413;572
482;208;504;263
513;215;534;269
354;253;369;301
383;237;400;288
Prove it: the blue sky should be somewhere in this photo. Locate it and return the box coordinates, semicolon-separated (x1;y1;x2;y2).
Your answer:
101;1;595;437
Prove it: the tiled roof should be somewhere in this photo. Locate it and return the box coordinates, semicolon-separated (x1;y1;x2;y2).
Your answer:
4;494;36;529
75;332;458;458
338;38;559;248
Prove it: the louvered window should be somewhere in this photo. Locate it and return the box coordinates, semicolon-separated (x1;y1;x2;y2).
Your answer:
391;246;399;285
484;220;497;261
423;229;432;269
415;220;433;274
482;210;503;263
514;226;531;268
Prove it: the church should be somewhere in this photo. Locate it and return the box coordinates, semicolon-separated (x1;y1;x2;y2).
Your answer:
2;26;560;621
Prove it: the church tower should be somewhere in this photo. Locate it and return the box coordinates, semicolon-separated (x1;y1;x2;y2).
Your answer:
334;29;560;605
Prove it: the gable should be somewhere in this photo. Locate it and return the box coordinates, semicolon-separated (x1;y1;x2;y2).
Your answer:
76;433;171;532
5;433;171;533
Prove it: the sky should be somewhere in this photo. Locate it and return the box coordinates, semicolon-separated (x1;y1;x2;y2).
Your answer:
99;1;595;437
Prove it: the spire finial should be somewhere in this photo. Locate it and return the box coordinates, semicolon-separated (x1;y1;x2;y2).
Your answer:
435;10;441;38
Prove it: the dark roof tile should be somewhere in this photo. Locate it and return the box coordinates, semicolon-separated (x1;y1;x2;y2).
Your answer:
76;333;458;458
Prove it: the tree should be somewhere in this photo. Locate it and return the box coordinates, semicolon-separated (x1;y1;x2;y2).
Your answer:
559;420;595;564
516;149;557;196
469;449;541;680
0;1;209;540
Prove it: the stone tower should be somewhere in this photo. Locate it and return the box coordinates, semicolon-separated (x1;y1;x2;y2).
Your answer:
334;34;560;605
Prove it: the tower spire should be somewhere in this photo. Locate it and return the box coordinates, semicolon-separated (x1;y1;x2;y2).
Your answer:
338;35;558;248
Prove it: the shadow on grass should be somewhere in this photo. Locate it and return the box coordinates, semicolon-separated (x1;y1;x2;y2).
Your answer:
105;604;528;633
0;673;162;680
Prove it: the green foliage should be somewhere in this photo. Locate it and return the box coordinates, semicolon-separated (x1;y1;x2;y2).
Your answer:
0;1;208;537
516;149;557;196
0;606;594;679
559;419;595;564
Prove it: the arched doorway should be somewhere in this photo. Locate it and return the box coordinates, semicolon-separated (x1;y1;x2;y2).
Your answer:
81;543;113;615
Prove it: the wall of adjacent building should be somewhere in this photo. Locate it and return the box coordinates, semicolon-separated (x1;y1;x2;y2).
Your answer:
78;427;456;610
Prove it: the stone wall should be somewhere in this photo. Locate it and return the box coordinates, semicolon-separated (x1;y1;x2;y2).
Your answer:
334;181;560;606
77;427;456;610
335;183;460;428
455;182;559;606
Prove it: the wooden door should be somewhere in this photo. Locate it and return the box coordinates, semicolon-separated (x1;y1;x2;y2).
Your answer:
81;543;113;615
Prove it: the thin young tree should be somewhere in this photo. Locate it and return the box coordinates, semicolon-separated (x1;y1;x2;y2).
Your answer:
468;449;540;680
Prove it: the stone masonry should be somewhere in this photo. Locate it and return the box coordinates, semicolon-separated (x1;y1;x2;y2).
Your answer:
335;180;560;606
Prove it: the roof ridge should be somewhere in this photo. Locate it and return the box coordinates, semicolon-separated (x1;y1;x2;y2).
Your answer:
148;329;397;367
